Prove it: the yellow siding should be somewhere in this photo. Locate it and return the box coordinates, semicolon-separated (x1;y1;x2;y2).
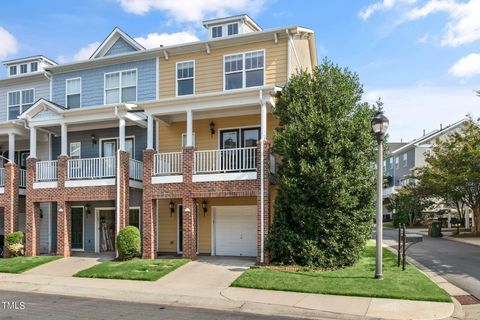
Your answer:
291;38;313;73
159;39;288;98
157;199;179;253
158;113;279;153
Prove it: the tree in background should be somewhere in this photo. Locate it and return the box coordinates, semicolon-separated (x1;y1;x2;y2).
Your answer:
415;118;480;232
267;59;379;268
387;186;433;226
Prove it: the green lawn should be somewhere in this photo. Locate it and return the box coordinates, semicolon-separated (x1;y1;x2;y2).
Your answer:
0;256;62;273
232;242;451;302
74;258;189;281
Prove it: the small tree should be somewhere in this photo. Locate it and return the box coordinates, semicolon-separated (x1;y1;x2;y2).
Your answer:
416;118;480;232
117;226;141;260
267;59;378;268
6;231;24;257
387;186;433;226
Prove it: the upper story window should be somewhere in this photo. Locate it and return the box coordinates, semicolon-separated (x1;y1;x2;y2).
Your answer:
20;64;28;74
395;157;399;170
104;69;137;104
224;50;264;90
176;61;194;96
8;89;34;120
30;62;38;72
69;142;81;159
227;23;238;36
66;78;81;108
9;66;17;76
212;26;223;38
403;153;408;167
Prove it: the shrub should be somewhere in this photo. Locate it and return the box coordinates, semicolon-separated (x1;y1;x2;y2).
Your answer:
6;231;24;257
117;226;141;260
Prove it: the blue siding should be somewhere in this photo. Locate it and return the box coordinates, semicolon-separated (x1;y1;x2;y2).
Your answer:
51;59;156;108
105;38;138;56
51;125;148;161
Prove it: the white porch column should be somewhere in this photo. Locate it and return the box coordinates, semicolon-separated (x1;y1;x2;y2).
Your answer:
29;126;37;158
8;132;15;163
465;208;470;229
61;123;68;156
147;114;154;150
119;117;126;151
186;110;193;147
260;100;267;141
447;210;451;228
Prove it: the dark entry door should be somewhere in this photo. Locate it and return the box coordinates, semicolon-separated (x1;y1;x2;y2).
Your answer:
71;207;84;250
178;205;183;253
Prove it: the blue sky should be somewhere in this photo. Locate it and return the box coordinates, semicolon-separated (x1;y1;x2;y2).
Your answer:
0;0;479;141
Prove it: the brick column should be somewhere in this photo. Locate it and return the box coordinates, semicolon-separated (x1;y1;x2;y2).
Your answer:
142;149;157;259
3;162;19;257
117;150;130;230
57;201;71;257
256;141;271;263
57;155;69;189
181;147;197;260
25;157;39;256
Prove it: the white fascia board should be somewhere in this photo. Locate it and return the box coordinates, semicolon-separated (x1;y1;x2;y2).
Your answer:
152;175;183;184
129;180;143;189
0;187;4;194
124;112;148;128
33;181;58;189
192;172;256;182
65;178;115;187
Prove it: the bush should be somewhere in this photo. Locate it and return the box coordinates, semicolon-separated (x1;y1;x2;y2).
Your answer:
117;226;141;260
6;231;24;257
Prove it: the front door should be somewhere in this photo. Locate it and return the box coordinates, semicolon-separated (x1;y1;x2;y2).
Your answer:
71;207;84;250
177;205;183;253
97;209;116;252
102;140;116;157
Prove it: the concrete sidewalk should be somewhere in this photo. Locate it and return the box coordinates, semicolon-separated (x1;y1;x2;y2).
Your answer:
0;258;454;320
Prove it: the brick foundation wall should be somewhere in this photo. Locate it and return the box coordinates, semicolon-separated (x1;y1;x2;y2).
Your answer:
1;163;20;257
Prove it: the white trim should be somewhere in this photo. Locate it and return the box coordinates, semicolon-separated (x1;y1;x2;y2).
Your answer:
156;56;160;100
181;132;196;147
129;206;142;231
65;178;115;187
95;207;116;253
129;180;143;189
99;136;135;158
0;187;4;194
69;141;81;159
7;88;36;120
19;189;26;196
90;27;145;60
33;181;57;189
65;77;82;108
217;125;260;149
71;206;85;251
152;175;183;184
223;49;265;92
103;68;138;105
175;60;195;97
193;172;256;182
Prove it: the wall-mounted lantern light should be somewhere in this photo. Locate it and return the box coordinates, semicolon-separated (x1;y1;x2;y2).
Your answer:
85;203;91;215
91;134;97;145
202;200;208;217
169;201;175;217
39;209;43;219
209;121;215;137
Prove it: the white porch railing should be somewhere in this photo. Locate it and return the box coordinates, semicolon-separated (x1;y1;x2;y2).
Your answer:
0;168;4;186
194;147;257;174
68;156;115;180
153;152;183;176
36;160;58;182
19;169;26;187
129;158;143;181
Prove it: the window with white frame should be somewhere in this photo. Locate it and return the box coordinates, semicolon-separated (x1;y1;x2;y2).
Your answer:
212;26;222;38
224;50;264;90
8;89;34;120
66;78;81;108
177;61;194;96
181;133;196;147
105;70;137;104
227;23;238;36
69;142;81;159
9;66;17;76
30;62;38;72
20;64;28;74
403;153;408;167
395;157;399;169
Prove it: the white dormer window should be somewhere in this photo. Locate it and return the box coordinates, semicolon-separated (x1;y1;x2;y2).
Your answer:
9;66;17;76
227;23;238;36
20;64;28;74
30;62;38;72
212;26;223;38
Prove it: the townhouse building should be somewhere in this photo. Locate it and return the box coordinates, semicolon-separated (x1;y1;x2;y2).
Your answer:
0;15;317;262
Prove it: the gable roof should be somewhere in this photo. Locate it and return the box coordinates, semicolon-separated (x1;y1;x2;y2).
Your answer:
19;98;66;121
90;27;145;60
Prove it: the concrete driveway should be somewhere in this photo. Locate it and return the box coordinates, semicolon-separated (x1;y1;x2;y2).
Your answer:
154;256;255;298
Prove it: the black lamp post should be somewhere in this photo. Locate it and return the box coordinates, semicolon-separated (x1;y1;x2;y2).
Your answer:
371;110;389;280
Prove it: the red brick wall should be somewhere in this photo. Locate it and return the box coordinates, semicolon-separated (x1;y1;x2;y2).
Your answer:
1;163;20;257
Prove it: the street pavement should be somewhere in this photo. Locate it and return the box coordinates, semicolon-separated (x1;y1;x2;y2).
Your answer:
383;228;480;299
0;290;302;320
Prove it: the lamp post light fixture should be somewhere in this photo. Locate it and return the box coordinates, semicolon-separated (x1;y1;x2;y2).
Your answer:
371;110;389;280
169;201;175;217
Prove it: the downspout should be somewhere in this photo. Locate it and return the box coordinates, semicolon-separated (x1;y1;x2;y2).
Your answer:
259;90;265;264
286;30;291;81
114;106;122;255
43;71;52;100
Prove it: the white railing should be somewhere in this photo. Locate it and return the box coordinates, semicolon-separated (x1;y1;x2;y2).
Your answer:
153;152;183;176
19;169;26;187
269;154;276;174
68;157;115;180
36;160;58;182
129;158;143;181
194;147;257;174
0;168;4;186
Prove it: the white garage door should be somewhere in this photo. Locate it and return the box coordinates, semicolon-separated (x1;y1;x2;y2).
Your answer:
214;206;257;257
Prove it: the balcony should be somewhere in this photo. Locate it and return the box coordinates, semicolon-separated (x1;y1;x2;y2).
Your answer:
0;168;28;191
152;152;183;183
67;157;115;180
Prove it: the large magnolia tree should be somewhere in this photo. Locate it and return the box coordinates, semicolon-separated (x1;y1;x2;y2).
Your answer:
266;59;379;268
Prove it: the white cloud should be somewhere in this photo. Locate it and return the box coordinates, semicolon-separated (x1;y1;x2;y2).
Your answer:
364;86;479;141
134;31;199;48
359;0;397;20
117;0;266;22
0;26;18;60
57;41;100;63
449;53;480;78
